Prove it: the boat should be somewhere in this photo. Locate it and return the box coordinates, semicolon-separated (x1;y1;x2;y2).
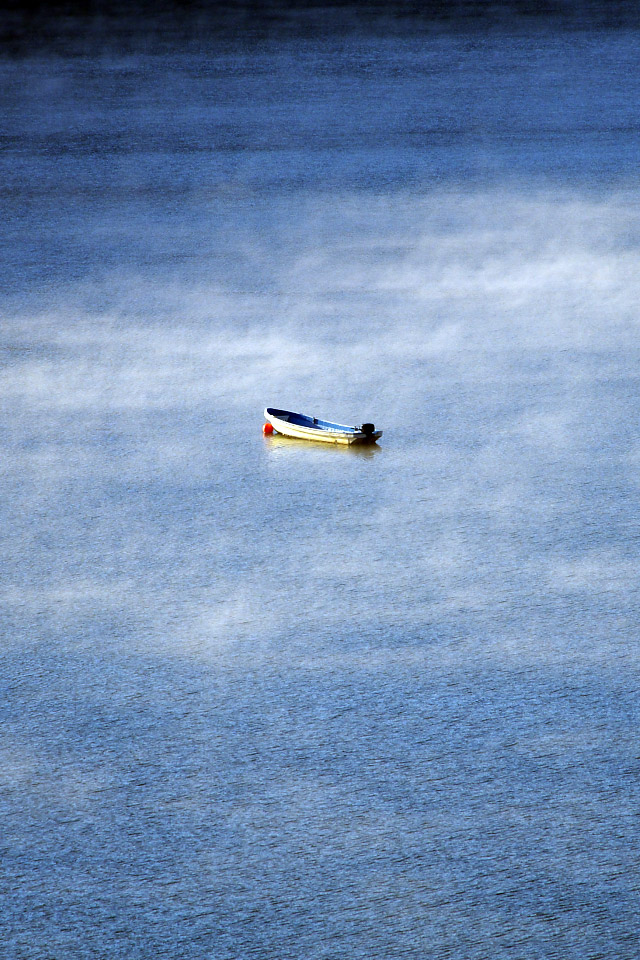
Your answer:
263;407;382;445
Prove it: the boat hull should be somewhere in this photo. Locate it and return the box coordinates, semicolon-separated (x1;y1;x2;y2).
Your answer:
264;408;382;445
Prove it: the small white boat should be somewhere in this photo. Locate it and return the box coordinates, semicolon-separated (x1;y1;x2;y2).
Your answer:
264;407;382;445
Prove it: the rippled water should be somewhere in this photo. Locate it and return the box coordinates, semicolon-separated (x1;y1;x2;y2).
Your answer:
2;7;639;958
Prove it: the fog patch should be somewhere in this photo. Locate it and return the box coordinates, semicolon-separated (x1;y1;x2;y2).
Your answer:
0;741;108;808
3;184;639;670
548;554;638;595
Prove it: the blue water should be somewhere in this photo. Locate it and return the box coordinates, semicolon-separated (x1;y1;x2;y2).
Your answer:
1;7;639;958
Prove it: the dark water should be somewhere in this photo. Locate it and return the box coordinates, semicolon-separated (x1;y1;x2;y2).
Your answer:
1;6;639;958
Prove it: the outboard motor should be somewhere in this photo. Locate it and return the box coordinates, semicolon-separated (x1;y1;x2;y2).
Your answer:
361;422;376;437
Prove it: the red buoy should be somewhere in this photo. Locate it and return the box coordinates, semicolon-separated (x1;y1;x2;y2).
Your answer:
263;422;274;435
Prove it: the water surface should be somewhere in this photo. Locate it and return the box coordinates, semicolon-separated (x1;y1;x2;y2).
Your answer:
1;7;639;958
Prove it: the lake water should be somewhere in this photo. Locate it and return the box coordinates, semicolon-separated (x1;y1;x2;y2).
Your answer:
1;5;639;958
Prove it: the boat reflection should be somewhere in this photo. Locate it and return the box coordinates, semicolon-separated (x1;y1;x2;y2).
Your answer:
263;434;382;458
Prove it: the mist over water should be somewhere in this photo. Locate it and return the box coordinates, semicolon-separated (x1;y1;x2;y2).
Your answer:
2;6;639;958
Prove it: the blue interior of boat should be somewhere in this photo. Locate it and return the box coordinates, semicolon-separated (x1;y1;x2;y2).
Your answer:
266;408;357;432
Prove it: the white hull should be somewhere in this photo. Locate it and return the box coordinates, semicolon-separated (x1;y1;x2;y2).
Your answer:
273;421;368;444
